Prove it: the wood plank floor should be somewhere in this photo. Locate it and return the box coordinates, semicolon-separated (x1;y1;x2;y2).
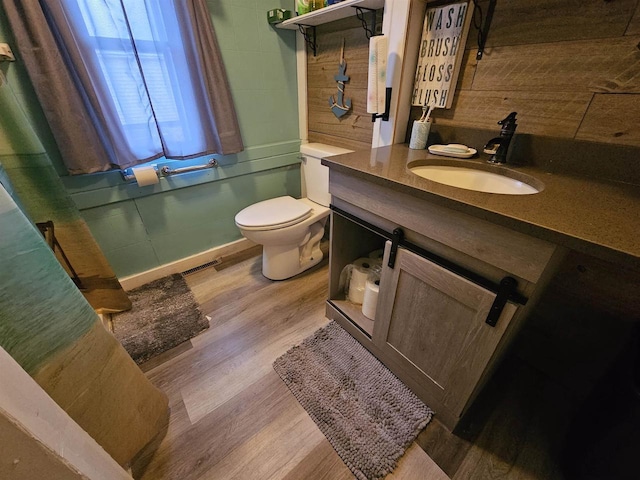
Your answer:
132;246;448;480
131;246;579;480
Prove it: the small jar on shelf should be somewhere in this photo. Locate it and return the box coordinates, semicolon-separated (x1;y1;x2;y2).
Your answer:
296;0;325;15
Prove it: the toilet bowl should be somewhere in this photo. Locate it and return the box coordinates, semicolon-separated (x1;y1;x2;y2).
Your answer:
234;143;353;280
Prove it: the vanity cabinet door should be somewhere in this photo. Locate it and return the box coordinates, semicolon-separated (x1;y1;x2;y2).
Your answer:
373;243;517;422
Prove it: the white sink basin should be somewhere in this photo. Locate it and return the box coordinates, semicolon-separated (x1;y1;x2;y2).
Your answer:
409;164;541;195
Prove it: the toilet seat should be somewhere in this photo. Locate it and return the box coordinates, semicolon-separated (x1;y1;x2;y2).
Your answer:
235;196;313;231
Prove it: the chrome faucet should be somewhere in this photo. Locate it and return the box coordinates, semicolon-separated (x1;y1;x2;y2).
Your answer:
483;112;518;164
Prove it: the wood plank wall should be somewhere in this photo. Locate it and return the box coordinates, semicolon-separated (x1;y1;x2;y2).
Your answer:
307;14;382;151
427;0;640;147
307;1;640;149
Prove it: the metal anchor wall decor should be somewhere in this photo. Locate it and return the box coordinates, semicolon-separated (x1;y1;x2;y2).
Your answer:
329;39;352;118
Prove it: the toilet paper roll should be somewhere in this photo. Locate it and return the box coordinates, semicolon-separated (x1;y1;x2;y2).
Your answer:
347;257;373;305
409;120;431;150
362;278;380;320
132;166;159;187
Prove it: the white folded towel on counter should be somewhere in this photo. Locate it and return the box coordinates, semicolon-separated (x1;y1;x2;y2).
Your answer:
367;35;388;114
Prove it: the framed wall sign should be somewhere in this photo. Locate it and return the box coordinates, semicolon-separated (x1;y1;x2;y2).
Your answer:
412;1;474;109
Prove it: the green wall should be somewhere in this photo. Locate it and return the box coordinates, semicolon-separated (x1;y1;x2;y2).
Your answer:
0;0;301;277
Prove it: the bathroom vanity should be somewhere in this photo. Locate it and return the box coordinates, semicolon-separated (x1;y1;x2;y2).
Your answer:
322;144;640;431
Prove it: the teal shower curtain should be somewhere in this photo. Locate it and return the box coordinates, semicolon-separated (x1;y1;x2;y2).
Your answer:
0;179;169;465
0;68;130;313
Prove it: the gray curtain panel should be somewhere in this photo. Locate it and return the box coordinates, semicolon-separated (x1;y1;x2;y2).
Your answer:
3;0;243;175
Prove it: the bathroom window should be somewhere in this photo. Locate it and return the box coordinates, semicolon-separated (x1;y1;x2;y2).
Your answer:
5;0;243;174
73;1;191;150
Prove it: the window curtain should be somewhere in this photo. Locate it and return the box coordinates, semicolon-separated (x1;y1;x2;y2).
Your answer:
2;0;243;175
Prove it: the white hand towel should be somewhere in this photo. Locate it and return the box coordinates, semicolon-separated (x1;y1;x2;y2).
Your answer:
367;35;388;114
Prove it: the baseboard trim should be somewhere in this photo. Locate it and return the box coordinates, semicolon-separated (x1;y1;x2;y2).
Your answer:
118;238;257;291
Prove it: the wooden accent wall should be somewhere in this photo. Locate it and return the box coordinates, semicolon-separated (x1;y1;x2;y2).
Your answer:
307;15;381;150
307;2;640;149
427;0;640;147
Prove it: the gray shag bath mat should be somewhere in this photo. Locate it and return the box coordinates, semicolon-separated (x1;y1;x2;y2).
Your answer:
273;321;433;480
112;274;208;364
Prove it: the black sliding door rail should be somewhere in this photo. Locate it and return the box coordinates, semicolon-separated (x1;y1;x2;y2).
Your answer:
330;205;528;307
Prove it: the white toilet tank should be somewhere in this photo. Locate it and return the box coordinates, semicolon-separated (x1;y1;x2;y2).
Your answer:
300;143;353;207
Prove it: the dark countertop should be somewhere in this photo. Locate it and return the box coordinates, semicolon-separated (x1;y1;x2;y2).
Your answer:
322;144;640;269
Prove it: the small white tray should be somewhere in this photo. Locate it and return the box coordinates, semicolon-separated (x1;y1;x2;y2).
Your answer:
428;144;476;158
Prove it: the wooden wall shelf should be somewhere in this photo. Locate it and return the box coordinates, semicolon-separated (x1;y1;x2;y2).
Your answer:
276;0;384;30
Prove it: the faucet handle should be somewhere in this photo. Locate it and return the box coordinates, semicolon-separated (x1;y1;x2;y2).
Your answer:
498;112;518;132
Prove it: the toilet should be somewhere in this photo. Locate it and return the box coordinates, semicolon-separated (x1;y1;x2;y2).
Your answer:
235;143;353;280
